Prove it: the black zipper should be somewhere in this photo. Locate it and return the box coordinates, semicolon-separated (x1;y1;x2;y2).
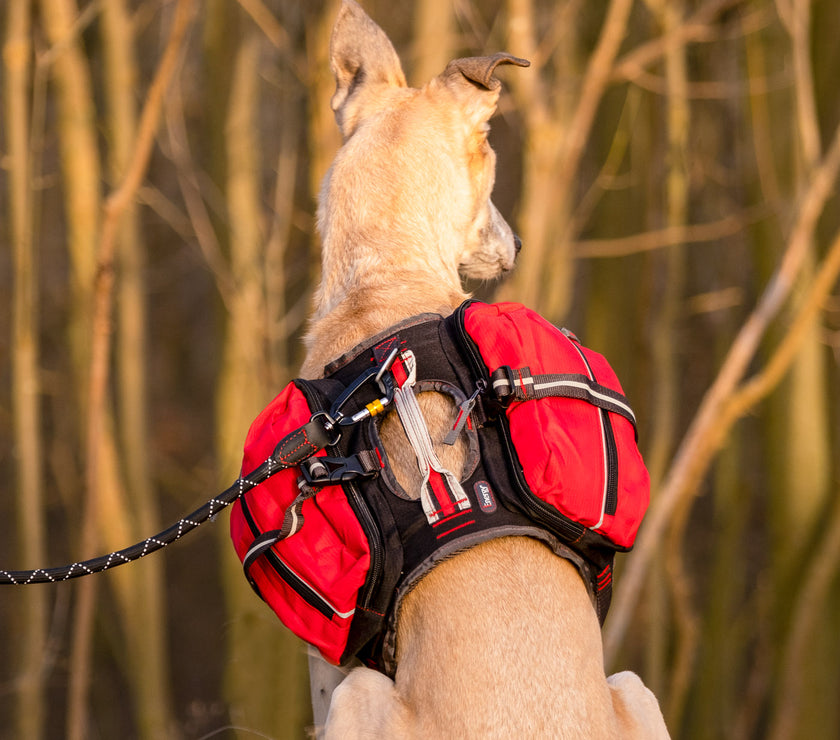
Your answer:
564;337;620;521
296;379;385;610
344;479;384;608
452;301;490;382
601;410;619;516
452;302;618;535
239;494;337;619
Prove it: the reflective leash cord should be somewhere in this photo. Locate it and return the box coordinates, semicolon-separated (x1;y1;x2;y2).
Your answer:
0;348;401;586
0;456;277;586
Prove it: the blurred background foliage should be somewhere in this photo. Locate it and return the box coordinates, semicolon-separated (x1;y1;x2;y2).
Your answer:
1;0;839;737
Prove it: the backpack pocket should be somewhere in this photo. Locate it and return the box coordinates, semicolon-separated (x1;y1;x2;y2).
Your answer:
229;381;376;665
455;301;649;550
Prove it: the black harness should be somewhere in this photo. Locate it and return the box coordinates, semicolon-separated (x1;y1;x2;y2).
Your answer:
246;308;616;675
1;302;631;682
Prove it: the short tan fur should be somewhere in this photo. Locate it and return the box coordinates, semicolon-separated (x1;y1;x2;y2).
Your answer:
302;3;670;737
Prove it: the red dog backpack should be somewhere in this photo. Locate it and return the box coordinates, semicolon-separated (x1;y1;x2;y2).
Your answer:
457;301;648;549
229;301;650;673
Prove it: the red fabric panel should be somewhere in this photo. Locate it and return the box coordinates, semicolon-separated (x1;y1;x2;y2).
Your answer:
464;302;649;548
229;382;370;664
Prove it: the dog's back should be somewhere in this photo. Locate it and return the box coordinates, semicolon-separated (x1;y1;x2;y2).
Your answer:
305;2;670;737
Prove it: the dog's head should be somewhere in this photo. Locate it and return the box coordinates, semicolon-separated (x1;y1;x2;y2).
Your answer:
317;0;528;306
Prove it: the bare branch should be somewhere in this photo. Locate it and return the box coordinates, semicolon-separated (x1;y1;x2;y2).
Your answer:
575;210;763;258
612;0;744;83
88;0;194;511
236;0;291;53
725;228;840;421
604;118;840;662
557;0;634;216
163;80;237;310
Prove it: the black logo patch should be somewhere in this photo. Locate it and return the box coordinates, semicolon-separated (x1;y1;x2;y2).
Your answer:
474;481;497;513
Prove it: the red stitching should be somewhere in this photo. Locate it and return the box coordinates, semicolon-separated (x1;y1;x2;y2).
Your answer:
435;520;476;539
518;368;528;398
431;509;470;526
356;605;385;617
277;429;316;465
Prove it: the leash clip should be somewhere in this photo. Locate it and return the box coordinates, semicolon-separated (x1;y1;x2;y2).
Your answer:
307;411;343;447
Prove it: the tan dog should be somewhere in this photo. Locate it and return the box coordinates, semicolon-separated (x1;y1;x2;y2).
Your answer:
301;2;670;738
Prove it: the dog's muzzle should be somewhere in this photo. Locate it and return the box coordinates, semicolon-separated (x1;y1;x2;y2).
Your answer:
514;234;522;254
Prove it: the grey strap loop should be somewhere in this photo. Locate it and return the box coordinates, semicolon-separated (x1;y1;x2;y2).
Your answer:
490;366;637;429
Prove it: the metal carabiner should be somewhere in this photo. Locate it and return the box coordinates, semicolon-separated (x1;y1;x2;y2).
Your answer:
329;347;400;425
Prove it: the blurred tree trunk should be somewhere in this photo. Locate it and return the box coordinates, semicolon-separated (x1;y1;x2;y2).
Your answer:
692;438;752;740
101;1;177;737
501;0;633;320
650;1;696;730
216;28;311;739
5;2;48;738
40;1;191;736
771;0;831;563
37;2;103;737
767;1;834;737
304;0;343;312
306;0;343;190
500;0;576;319
411;0;454;84
38;0;99;358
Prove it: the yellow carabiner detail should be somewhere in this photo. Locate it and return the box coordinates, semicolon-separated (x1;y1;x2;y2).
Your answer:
366;398;386;417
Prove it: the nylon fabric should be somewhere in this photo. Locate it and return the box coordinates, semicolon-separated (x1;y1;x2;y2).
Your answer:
462;302;649;549
230;381;372;665
229;301;651;672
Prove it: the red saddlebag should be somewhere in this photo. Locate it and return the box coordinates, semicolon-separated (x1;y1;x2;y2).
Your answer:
228;381;374;666
454;301;649;550
230;301;650;669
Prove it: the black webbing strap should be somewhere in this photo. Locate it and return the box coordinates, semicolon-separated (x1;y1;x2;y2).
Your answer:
242;484;317;580
490;366;637;429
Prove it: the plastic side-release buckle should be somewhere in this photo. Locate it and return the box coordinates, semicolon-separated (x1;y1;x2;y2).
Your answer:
300;451;382;487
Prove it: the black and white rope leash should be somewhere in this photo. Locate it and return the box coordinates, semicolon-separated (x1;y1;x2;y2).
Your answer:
0;455;277;585
0;350;400;586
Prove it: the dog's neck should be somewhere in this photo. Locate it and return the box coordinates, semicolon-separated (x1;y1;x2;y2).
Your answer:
301;257;467;378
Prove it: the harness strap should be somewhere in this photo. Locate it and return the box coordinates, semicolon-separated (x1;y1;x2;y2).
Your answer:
392;351;471;524
490;366;637;429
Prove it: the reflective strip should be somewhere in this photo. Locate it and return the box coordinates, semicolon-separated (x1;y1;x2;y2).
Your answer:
563;336;610;532
243;526;355;620
493;374;636;426
532;378;635;424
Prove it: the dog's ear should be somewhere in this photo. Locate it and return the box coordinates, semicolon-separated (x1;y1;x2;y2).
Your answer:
329;0;407;138
440;53;529;139
444;53;530;92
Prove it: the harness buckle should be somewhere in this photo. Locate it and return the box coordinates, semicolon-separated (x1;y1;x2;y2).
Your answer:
300;454;381;487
